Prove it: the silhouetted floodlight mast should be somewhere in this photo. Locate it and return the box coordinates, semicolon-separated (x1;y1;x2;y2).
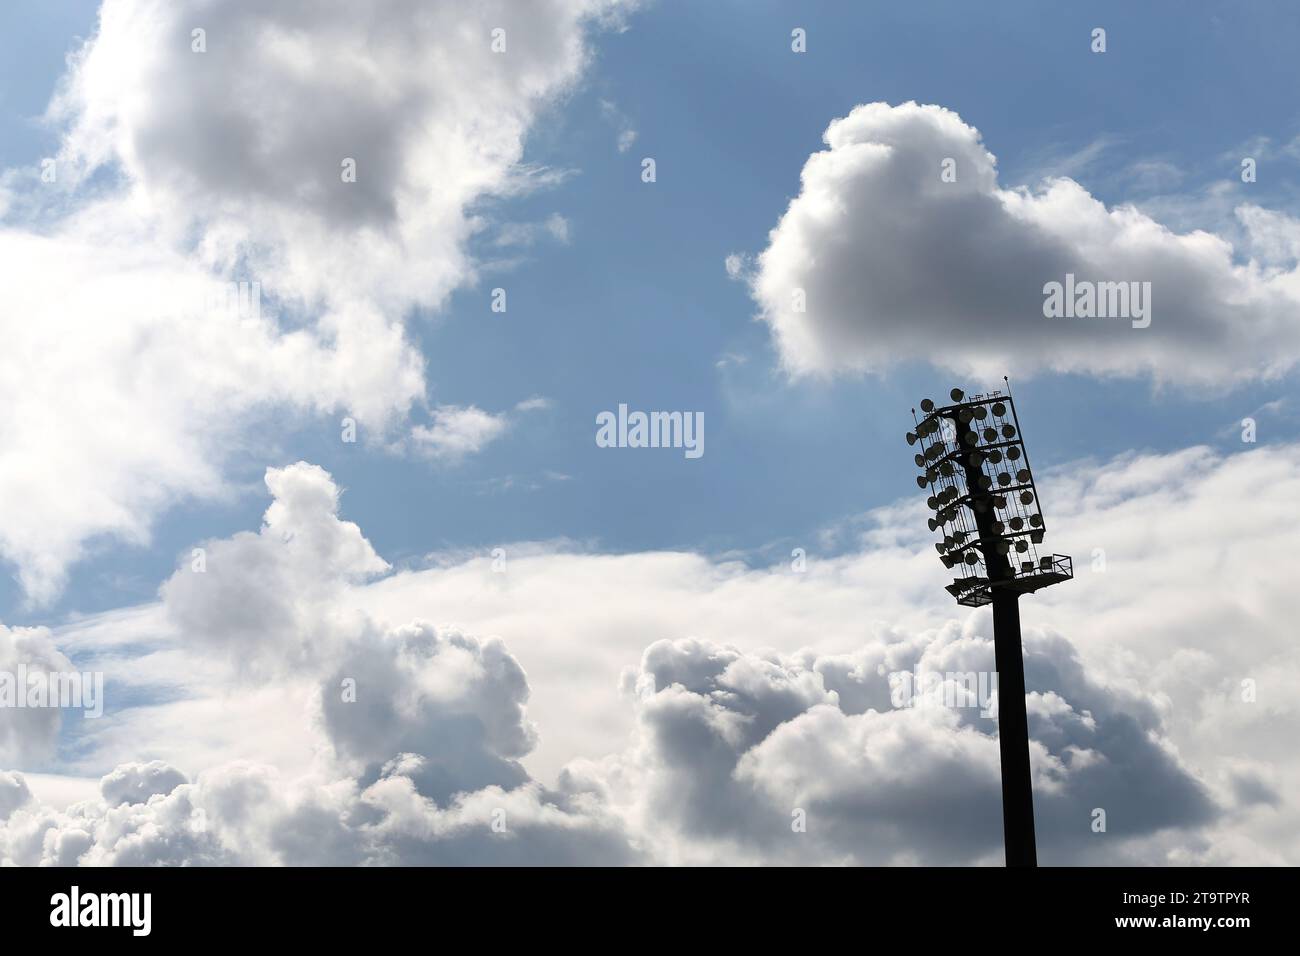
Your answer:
905;377;1072;868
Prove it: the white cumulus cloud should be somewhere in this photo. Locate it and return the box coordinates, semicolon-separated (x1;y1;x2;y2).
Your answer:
0;0;634;603
748;101;1300;385
9;442;1295;865
410;406;514;463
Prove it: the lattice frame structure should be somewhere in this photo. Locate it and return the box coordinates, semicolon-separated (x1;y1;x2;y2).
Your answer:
907;384;1072;607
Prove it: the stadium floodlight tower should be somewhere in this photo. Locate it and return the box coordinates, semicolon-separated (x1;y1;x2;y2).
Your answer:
905;378;1072;868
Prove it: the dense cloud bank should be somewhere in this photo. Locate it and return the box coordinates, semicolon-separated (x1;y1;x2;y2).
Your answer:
0;462;1221;865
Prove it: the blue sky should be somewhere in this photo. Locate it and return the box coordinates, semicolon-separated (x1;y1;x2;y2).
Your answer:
2;0;1299;867
6;0;1294;622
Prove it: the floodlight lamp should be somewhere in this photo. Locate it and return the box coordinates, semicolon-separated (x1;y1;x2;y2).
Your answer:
906;431;919;445
950;388;965;402
992;402;1006;416
921;398;935;413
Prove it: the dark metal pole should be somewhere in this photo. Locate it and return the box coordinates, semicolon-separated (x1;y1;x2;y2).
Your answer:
991;589;1037;867
951;412;1038;867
